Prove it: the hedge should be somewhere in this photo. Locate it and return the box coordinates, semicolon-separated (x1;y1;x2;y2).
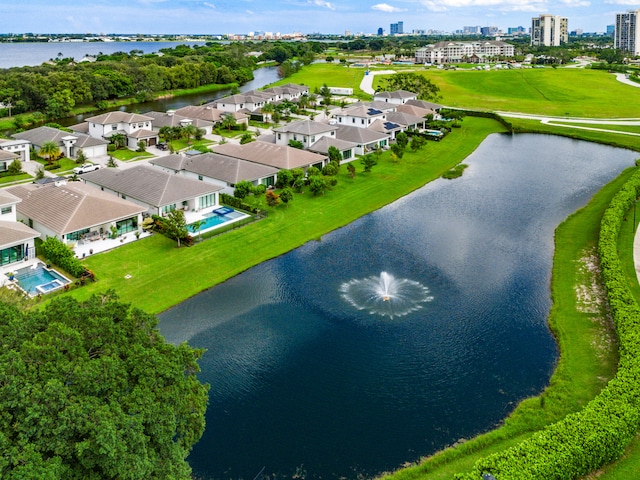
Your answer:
458;167;640;480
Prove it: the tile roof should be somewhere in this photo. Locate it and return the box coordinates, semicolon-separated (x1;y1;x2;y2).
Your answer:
0;150;18;161
386;111;427;126
405;99;443;110
0;220;40;249
335;125;390;144
174;152;279;184
273;119;338;136
7;182;146;235
80;165;222;207
374;90;418;100
145;111;213;129
213;141;327;170
84;111;154;125
13;126;108;148
308;136;357;155
0;189;21;207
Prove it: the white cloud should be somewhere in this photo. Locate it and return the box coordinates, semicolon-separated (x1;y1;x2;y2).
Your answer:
604;0;640;4
203;2;216;8
420;0;542;8
559;0;590;6
309;0;336;10
372;3;406;12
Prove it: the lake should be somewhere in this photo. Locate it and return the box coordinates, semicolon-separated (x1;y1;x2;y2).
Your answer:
0;41;205;69
158;134;637;480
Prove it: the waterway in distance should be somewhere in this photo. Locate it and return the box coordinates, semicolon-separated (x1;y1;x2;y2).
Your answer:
158;134;638;480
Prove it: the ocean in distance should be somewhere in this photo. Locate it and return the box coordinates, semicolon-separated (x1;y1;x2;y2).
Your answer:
0;41;206;69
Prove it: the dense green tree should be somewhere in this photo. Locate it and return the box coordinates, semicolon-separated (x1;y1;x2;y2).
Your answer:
0;292;208;479
110;133;127;150
239;133;254;144
279;187;294;206
347;162;356;178
361;154;377;173
395;131;409;149
163;209;190;247
327;146;342;164
288;139;304;149
233;180;254;199
383;72;441;101
7;159;22;175
181;124;198;144
276;169;294;189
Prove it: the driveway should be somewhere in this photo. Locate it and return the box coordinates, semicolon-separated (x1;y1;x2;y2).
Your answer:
359;69;397;94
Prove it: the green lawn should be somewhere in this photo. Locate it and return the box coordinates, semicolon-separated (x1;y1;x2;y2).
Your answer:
67;117;504;314
269;63;371;99
372;68;640;118
110;149;155;162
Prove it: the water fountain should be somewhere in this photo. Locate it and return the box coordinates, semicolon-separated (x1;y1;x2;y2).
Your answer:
340;271;433;318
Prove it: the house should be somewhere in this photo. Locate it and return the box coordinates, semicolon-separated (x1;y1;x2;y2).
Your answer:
145;111;214;136
306;136;357;164
373;90;418;105
0;149;20;173
273;119;338;148
7;180;145;246
385;111;428;131
0;189;40;271
174;105;228;125
84;111;158;149
0;138;31;162
13;126;109;160
335;125;390;155
396;103;439;120
415;41;514;65
334;104;389;129
149;153;279;195
213;141;328;172
80;164;223;216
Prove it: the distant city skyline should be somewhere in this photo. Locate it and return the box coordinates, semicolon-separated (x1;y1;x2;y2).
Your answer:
1;0;636;35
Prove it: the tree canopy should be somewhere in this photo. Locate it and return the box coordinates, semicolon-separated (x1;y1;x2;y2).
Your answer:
0;292;208;479
381;72;441;101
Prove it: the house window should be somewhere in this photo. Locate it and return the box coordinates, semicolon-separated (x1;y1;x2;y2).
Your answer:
1;206;12;215
198;194;216;209
66;228;90;242
352;118;355;123
161;204;176;215
111;125;117;131
121;194;126;200
0;244;24;266
198;175;203;181
362;119;365;125
311;136;315;143
277;133;281;140
342;150;352;159
116;217;138;235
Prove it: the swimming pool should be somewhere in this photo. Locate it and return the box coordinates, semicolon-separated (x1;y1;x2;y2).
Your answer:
12;263;70;296
188;207;248;234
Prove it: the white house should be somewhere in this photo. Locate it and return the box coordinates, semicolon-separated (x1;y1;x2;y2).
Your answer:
334;104;389;129
0;138;30;163
0;189;40;272
7;181;145;247
13;126;108;161
373;90;418;105
273;119;339;148
415;41;515;64
81;164;224;216
84;111;158;149
145;111;214;136
149;152;279;195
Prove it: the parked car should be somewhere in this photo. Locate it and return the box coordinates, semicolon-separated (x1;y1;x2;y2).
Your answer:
73;163;100;174
156;142;168;151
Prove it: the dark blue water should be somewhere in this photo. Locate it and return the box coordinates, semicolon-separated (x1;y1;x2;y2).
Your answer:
158;134;637;480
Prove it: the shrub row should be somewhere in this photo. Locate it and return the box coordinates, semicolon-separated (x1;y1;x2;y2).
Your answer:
220;193;262;214
40;236;87;278
459;167;640;480
461;110;514;134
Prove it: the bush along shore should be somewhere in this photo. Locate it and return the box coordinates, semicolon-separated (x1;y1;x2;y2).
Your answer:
458;167;640;479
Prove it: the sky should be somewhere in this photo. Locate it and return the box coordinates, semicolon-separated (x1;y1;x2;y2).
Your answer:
2;0;639;35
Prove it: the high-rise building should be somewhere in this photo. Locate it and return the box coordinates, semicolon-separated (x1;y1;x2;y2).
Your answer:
531;14;568;46
377;27;384;36
615;10;640;56
607;24;615;36
390;21;404;35
480;26;498;36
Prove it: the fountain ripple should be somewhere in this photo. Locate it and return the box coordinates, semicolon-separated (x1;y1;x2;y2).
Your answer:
340;271;433;318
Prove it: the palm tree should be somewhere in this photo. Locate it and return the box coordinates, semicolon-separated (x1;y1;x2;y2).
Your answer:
221;113;237;132
38;141;60;166
261;102;275;123
111;133;126;150
182;124;198;145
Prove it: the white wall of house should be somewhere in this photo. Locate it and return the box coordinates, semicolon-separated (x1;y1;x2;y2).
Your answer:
275;129;336;147
88;120;153;139
182;171;233;195
0;202;18;222
335;113;386;128
0;140;30;162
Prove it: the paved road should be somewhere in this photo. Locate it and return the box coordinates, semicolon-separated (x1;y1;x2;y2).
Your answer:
359;69;397;94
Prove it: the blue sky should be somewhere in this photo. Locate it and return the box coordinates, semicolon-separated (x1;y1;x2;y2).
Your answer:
2;0;638;35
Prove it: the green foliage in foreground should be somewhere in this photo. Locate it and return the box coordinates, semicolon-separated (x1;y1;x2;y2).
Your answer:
459;168;640;479
441;164;468;179
0;291;208;479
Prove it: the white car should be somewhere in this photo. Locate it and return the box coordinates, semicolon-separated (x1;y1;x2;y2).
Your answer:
73;163;100;174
